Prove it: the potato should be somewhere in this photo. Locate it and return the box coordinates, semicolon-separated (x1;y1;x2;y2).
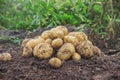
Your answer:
0;53;12;61
41;30;52;40
64;35;79;46
56;26;68;35
72;53;81;61
50;28;64;39
49;57;62;68
26;37;45;49
77;40;93;46
22;44;33;57
93;46;101;55
68;32;88;42
57;43;75;60
76;41;94;58
45;39;52;44
52;38;63;48
21;38;31;47
33;43;53;59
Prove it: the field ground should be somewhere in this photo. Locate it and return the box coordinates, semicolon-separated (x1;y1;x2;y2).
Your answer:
0;26;120;80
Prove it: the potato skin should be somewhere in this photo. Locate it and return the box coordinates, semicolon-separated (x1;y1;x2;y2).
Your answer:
56;26;68;35
0;53;12;61
92;46;101;55
52;38;63;48
33;43;53;59
26;37;45;49
57;43;75;60
21;38;31;47
45;39;52;44
22;44;33;57
64;35;79;46
72;53;81;61
68;32;88;42
41;30;52;40
76;41;94;58
49;57;62;68
50;28;64;39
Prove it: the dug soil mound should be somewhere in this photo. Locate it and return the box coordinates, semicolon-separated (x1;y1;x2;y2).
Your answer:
0;26;120;80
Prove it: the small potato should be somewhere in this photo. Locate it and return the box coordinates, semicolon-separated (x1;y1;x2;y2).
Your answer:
22;44;33;57
41;30;52;40
76;41;94;58
68;32;88;42
45;39;52;44
57;43;75;60
72;53;81;61
52;38;63;48
49;57;62;68
50;28;64;39
33;43;53;59
56;26;68;35
93;46;101;55
26;37;45;49
77;40;93;46
64;35;79;46
0;53;12;61
21;38;31;47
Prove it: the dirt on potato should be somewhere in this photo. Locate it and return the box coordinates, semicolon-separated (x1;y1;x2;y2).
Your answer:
0;26;120;80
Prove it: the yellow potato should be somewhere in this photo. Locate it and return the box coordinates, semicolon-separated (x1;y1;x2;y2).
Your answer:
0;53;12;61
50;28;64;39
64;35;79;46
52;38;63;48
68;32;88;42
56;26;68;35
33;43;53;59
26;37;45;49
45;38;52;44
72;52;81;61
21;38;31;47
76;41;94;58
41;30;52;40
22;44;33;57
49;57;62;68
93;46;101;55
57;43;75;60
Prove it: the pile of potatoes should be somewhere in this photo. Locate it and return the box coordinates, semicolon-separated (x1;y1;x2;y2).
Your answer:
21;26;101;68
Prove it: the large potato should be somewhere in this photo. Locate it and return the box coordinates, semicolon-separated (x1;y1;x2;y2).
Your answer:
64;35;79;46
26;37;45;49
50;28;64;39
56;26;68;35
57;43;75;60
41;30;52;40
76;41;94;58
0;53;12;61
33;43;53;59
51;38;63;48
49;57;62;68
68;32;88;42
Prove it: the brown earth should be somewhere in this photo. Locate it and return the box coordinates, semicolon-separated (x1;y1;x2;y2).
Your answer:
0;26;120;80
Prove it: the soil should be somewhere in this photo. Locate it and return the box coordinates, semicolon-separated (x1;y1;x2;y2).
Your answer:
0;26;120;80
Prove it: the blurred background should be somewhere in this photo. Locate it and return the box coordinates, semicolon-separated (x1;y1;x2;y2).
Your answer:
0;0;120;38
